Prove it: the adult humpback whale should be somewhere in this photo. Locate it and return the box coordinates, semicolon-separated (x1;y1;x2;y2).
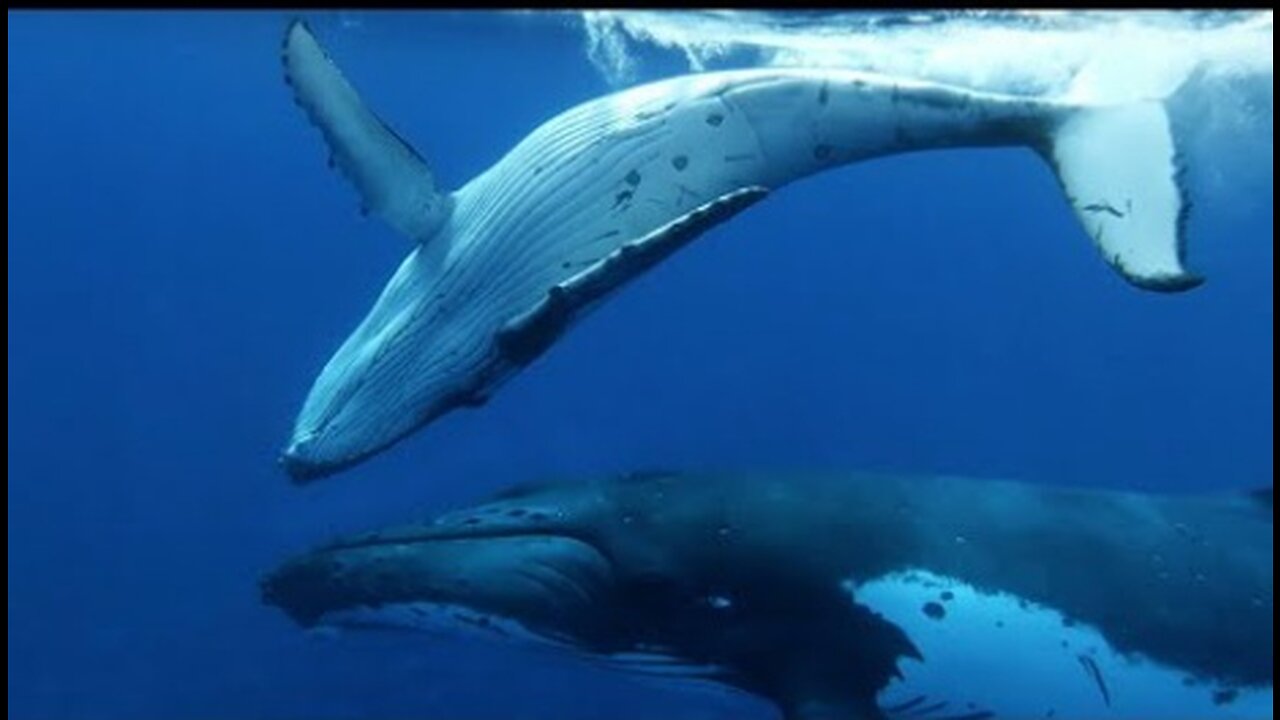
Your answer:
279;21;1202;481
262;470;1272;720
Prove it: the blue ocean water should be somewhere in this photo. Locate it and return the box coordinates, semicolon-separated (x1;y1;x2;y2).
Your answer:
7;10;1272;720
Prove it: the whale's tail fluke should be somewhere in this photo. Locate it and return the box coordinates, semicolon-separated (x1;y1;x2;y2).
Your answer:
281;20;452;243
1041;99;1201;292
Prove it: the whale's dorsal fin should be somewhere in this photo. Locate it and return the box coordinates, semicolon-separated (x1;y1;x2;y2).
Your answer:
282;20;451;242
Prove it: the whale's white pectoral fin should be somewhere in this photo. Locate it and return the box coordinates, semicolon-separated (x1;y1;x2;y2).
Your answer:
1046;103;1201;292
282;20;450;242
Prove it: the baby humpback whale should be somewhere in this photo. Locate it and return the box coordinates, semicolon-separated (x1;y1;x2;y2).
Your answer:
262;470;1272;720
279;21;1201;481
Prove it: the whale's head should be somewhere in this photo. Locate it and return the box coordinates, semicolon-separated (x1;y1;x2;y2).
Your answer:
261;529;619;651
278;241;514;482
260;483;629;655
260;472;807;705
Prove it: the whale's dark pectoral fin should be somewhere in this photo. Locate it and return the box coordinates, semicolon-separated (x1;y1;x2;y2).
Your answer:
1044;102;1202;293
282;20;450;242
496;186;770;366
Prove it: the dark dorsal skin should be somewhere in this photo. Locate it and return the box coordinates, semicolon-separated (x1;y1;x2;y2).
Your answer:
453;472;1272;717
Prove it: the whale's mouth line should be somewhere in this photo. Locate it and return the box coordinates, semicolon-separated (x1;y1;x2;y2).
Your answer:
312;599;579;649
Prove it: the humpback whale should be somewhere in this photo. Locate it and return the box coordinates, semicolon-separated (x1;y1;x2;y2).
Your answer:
262;470;1272;720
279;21;1202;480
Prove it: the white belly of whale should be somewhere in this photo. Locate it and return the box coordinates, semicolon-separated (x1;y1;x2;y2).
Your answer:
848;570;1272;720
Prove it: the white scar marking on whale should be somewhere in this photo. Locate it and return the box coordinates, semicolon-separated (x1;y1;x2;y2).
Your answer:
844;569;1272;720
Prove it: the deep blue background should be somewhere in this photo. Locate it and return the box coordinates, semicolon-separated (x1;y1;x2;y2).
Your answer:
8;11;1272;720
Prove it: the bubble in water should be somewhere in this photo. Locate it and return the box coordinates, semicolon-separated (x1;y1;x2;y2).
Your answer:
706;594;733;609
579;10;1271;101
579;9;1273;216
